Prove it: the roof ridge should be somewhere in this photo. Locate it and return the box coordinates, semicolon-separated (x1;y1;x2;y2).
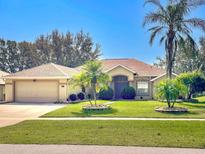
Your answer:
51;63;69;77
103;58;133;60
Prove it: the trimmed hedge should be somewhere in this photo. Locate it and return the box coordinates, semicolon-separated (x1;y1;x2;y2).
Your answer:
69;94;77;101
121;86;136;99
77;92;85;100
98;87;114;100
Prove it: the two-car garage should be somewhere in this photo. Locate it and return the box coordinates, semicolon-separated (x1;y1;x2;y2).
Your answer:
14;80;59;103
4;63;77;103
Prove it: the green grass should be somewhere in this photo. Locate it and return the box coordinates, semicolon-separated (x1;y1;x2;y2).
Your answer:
0;120;205;148
43;96;205;118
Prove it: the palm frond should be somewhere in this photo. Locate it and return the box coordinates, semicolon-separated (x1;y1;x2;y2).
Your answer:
175;0;190;16
144;0;165;11
184;18;205;32
143;12;166;27
187;0;205;7
170;0;205;6
159;36;166;45
148;26;161;31
186;34;196;46
149;27;163;45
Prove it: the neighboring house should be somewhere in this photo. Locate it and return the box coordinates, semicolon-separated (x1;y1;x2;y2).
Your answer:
4;58;170;103
0;70;9;101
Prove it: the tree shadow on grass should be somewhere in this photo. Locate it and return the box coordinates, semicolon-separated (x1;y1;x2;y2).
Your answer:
71;108;118;117
160;111;199;116
155;108;200;116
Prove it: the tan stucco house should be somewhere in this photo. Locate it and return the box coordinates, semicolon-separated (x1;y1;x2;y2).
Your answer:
4;58;169;103
0;70;9;101
4;63;78;103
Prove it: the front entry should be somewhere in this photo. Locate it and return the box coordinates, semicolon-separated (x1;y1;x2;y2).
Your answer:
113;75;129;99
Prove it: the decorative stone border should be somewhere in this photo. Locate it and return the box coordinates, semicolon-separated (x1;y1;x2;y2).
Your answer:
82;104;111;111
155;106;188;113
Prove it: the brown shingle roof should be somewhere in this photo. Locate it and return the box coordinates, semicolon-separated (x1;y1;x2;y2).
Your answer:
4;63;78;79
101;58;165;77
4;58;165;79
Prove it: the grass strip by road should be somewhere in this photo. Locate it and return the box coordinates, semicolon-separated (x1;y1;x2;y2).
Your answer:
0;120;205;148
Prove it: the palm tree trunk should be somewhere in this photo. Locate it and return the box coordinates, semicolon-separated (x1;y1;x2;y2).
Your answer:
92;83;97;106
171;101;175;108
166;56;173;79
167;100;171;108
166;29;175;79
188;92;192;100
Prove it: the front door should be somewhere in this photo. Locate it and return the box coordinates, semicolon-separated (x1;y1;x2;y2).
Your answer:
113;76;129;99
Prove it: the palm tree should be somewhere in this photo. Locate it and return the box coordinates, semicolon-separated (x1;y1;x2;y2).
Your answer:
83;60;110;105
72;72;88;93
143;0;205;78
72;60;110;106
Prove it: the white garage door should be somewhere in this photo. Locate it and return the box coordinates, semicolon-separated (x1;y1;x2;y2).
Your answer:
15;80;59;103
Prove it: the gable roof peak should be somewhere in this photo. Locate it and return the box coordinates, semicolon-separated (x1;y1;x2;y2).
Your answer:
103;58;134;61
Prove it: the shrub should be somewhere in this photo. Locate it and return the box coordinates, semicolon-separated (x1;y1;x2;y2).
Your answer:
69;94;77;101
121;86;136;99
77;92;85;100
156;79;187;108
98;87;114;100
87;94;92;100
176;71;205;99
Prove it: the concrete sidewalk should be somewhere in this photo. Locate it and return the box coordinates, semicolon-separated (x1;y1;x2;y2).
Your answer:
35;117;205;121
1;116;205;128
0;144;204;154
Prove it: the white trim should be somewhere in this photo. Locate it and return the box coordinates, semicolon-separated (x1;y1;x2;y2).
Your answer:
104;64;136;74
150;73;178;82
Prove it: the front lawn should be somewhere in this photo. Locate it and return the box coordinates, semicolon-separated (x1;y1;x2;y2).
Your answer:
0;120;205;148
43;96;205;118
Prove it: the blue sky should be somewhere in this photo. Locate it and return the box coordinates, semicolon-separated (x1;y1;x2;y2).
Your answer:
0;0;205;64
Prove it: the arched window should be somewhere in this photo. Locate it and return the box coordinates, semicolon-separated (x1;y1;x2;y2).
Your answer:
113;76;128;82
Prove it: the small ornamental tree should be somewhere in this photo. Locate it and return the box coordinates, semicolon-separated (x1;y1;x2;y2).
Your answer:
156;79;187;108
84;60;110;105
71;72;88;93
72;60;110;106
176;71;205;99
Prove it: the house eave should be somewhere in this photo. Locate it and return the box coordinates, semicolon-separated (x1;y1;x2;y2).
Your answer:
150;73;178;82
3;76;71;80
104;64;136;74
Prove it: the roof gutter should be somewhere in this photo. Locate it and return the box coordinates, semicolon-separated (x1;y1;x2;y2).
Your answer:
3;76;71;80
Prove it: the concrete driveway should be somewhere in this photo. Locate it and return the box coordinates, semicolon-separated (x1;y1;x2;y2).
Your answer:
0;102;65;127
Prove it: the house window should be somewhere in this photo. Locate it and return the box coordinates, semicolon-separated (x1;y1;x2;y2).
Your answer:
137;81;149;95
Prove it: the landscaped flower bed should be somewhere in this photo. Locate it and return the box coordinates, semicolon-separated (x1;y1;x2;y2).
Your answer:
155;106;188;113
82;104;111;111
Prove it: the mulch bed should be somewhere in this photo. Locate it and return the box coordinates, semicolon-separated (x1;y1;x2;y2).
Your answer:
82;104;111;111
155;106;188;113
